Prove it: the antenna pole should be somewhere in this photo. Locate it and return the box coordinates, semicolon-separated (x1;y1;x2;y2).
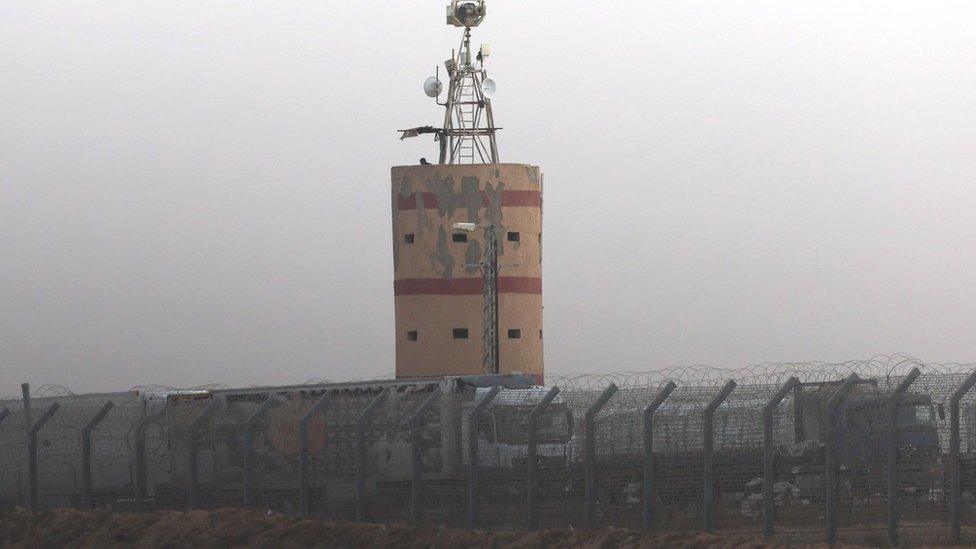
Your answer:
442;23;496;163
404;2;499;164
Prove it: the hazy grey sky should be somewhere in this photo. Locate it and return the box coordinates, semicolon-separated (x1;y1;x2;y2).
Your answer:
2;1;975;397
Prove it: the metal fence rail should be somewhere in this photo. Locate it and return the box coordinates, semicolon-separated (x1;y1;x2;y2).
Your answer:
6;356;976;544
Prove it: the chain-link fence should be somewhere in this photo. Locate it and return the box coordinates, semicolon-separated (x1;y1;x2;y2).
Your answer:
7;355;976;544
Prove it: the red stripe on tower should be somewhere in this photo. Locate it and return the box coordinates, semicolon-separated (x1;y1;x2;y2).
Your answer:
394;276;542;295
396;190;541;211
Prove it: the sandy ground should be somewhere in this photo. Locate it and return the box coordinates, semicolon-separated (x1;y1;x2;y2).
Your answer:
0;508;785;548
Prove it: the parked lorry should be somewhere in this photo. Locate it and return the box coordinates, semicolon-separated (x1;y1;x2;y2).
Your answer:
791;379;942;497
459;386;574;470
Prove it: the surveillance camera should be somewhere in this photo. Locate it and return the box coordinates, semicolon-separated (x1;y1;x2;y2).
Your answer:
446;0;486;28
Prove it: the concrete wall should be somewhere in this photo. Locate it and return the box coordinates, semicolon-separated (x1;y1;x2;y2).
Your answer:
391;163;543;382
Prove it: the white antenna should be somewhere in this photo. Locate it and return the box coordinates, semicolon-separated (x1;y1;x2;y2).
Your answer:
424;76;443;98
481;73;496;98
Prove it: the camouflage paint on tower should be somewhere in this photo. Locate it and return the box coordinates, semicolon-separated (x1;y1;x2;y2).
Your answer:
391;163;543;383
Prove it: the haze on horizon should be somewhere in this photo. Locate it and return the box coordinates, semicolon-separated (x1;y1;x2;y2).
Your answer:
2;1;975;398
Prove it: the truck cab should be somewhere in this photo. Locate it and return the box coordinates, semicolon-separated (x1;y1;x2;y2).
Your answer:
796;381;941;465
460;387;575;469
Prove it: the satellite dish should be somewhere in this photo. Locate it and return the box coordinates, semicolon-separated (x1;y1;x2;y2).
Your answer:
423;76;443;98
482;74;496;98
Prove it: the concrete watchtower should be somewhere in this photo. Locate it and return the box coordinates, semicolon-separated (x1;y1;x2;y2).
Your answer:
393;2;543;383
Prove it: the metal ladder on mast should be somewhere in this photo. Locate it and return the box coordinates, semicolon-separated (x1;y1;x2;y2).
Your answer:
456;75;477;163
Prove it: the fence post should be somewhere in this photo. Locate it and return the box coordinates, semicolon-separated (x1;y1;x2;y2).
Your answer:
950;369;976;544
299;391;331;517
703;379;736;533
27;402;61;511
243;396;280;508
886;367;921;546
187;397;221;510
763;377;799;540
585;383;618;529
406;387;441;526
643;381;676;529
527;386;561;532
21;384;32;509
468;386;500;529
133;407;164;512
356;388;390;522
81;400;115;510
825;374;859;545
21;383;32;430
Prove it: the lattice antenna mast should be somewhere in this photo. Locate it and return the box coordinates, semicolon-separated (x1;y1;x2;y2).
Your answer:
399;1;499;165
481;225;499;374
455;221;501;375
441;26;498;164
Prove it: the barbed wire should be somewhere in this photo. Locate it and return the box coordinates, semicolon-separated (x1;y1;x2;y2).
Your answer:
549;353;976;390
31;384;75;398
5;354;976;402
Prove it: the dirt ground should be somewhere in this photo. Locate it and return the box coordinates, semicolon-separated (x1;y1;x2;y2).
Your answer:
0;508;785;548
